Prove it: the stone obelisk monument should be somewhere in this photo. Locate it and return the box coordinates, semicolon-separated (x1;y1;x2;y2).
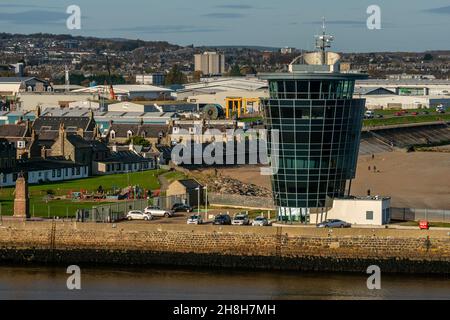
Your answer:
14;172;30;219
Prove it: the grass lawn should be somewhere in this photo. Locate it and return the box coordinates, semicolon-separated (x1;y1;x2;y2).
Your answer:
363;114;450;127
238;117;263;123
0;169;165;217
163;171;188;183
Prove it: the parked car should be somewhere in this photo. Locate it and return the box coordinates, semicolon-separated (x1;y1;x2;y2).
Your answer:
252;216;271;226
411;112;419;116
316;219;351;228
172;203;193;212
364;110;375;119
419;220;430;230
144;206;173;218
126;210;152;221
232;213;250;226
436;105;446;113
213;214;232;225
187;215;203;225
394;111;403;116
376;114;384;118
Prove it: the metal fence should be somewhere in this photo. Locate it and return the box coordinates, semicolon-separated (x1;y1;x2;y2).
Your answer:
79;199;151;223
391;207;450;222
208;193;275;210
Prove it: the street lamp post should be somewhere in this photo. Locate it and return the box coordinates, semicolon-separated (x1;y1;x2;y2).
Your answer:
205;186;208;222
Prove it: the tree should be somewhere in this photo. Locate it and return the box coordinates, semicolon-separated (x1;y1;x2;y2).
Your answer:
229;64;242;77
241;65;257;75
126;136;150;147
423;53;433;61
165;64;187;85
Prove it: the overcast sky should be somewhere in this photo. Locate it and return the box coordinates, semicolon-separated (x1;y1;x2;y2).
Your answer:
0;0;449;52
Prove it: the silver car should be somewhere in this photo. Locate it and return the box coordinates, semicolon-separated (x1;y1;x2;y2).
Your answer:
144;206;173;218
252;216;270;226
126;210;152;221
317;219;351;228
232;214;250;226
187;215;203;225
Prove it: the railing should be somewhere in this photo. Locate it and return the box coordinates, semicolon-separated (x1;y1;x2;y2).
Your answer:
391;207;450;223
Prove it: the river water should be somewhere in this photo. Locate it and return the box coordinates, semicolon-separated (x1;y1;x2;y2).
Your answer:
0;266;449;300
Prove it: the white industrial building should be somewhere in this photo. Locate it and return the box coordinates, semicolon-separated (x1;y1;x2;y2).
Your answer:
354;79;450;110
309;196;391;226
175;77;269;111
17;92;99;111
135;73;165;86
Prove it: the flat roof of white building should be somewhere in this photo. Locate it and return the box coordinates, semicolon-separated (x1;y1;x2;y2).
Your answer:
72;84;172;94
180;77;268;93
356;79;450;86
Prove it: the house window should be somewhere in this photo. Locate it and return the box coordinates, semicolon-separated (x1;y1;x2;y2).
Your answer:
76;167;80;175
17;141;26;149
127;130;133;139
110;131;116;140
366;211;374;220
72;168;75;175
52;170;56;178
3;175;7;183
57;169;62;177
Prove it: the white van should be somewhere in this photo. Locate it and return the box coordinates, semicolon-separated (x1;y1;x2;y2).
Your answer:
365;110;375;119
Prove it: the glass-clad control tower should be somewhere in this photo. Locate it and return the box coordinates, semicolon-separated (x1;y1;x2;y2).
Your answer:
260;28;368;222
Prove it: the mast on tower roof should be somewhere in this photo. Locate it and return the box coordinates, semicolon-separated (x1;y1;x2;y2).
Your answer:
315;17;334;65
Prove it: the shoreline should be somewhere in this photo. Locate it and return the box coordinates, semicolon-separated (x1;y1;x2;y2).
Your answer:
1;221;449;274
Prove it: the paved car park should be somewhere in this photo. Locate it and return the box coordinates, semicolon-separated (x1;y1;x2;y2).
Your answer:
123;208;258;226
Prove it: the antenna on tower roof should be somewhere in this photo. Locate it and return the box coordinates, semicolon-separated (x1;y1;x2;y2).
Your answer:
315;17;334;65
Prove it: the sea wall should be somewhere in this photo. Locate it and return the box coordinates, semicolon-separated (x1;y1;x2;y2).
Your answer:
0;221;449;274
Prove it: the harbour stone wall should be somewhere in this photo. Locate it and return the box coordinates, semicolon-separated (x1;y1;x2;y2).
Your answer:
0;221;449;274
